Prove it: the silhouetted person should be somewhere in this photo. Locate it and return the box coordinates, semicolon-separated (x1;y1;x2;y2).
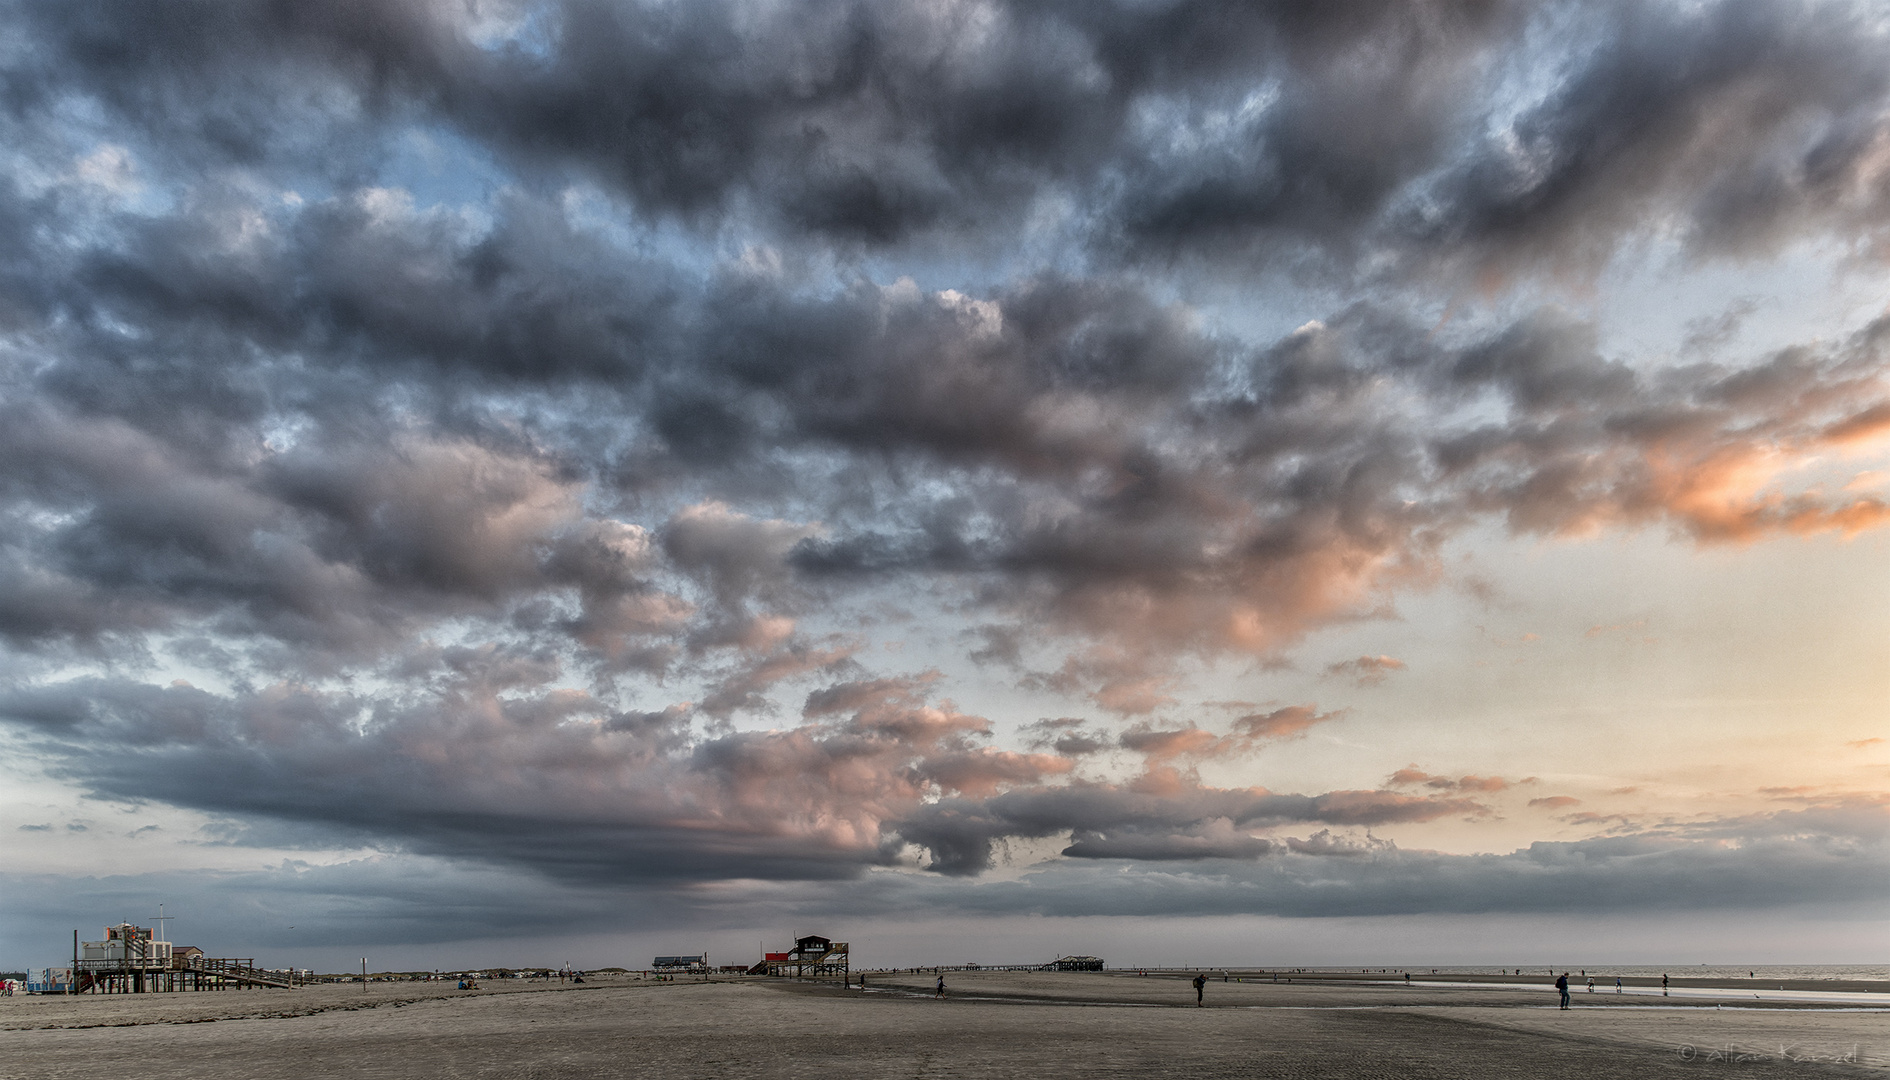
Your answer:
1662;973;1670;997
936;975;945;998
1556;972;1570;1010
1193;973;1207;1006
1615;976;1623;994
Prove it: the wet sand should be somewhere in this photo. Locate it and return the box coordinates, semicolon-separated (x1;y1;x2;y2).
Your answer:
0;972;1882;1078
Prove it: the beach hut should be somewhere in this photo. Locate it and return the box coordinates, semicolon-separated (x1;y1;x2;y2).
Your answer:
756;935;849;979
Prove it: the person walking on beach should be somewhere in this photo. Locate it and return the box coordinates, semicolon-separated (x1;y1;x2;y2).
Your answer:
1555;972;1570;1010
1587;976;1594;993
1615;976;1623;994
1662;973;1670;997
1193;972;1207;1006
935;975;945;999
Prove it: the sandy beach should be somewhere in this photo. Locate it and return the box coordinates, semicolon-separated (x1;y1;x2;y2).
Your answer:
0;972;1882;1079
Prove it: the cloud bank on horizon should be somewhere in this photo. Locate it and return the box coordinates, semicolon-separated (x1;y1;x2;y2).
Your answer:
1;0;1887;956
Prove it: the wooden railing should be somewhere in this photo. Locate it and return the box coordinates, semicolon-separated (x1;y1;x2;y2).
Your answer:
178;957;295;988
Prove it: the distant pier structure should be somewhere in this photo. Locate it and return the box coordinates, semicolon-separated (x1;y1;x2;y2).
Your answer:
52;922;297;994
750;935;849;979
1052;956;1104;972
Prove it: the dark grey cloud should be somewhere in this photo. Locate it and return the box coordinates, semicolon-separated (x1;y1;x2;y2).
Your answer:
2;0;1888;936
910;803;1890;918
8;185;1879;673
1020;717;1112;757
2;188;1886;892
9;0;1516;257
5;799;1878;967
894;779;1488;875
0;858;659;958
1403;0;1890;279
0;666;1496;885
0;669;1039;884
15;0;1889;277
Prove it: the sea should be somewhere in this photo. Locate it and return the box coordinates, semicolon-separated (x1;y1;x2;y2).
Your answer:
1399;965;1889;982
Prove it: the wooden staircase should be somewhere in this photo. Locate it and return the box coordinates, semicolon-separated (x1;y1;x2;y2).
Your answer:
179;957;295;988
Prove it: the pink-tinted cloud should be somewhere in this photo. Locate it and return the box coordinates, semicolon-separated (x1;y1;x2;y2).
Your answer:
1232;706;1339;741
803;672;940;718
918;750;1074;800
695;640;859;718
1389;766;1515;793
1118;725;1222;762
1324;654;1407;686
1116;706;1342;772
1020;646;1179;716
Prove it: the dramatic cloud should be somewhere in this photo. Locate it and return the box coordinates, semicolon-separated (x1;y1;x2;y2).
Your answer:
2;0;1887;952
11;799;1878;958
0;667;1450;885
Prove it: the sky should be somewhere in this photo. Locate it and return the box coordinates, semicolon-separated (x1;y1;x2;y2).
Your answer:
1;0;1887;974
